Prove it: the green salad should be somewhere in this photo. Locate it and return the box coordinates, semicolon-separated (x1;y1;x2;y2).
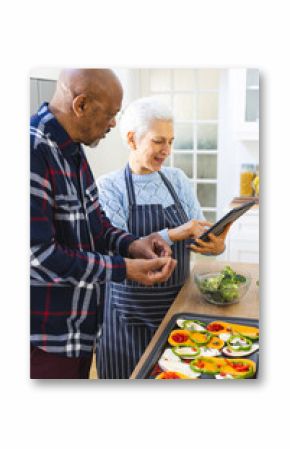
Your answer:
197;266;247;303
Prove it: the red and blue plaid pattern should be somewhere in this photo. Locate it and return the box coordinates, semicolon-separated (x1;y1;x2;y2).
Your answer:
30;103;136;357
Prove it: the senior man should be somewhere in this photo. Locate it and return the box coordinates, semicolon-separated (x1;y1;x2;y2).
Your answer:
30;69;176;379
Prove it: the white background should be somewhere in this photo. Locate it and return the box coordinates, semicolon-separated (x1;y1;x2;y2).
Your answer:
1;0;288;447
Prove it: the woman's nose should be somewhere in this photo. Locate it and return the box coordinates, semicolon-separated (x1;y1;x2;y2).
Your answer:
162;143;172;155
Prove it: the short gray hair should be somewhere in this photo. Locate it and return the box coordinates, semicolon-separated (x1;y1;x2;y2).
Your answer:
119;96;174;147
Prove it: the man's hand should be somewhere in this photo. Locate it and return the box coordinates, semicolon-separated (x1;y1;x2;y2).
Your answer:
168;219;213;242
125;257;177;286
128;233;172;259
188;223;232;255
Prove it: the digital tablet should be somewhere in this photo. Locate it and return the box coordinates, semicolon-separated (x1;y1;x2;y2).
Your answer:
189;200;256;245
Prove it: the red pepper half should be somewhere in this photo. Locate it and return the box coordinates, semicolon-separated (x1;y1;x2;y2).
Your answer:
228;362;250;372
172;333;189;344
207;323;225;332
161;372;181;379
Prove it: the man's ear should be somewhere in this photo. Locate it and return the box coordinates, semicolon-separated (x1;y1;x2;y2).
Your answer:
127;131;137;150
72;94;87;117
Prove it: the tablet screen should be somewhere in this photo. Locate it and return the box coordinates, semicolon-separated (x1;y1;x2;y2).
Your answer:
189;200;256;244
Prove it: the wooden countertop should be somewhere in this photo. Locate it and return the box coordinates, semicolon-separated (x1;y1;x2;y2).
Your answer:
230;198;259;209
130;260;259;379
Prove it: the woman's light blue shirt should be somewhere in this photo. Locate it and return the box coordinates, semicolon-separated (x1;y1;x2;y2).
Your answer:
97;166;204;244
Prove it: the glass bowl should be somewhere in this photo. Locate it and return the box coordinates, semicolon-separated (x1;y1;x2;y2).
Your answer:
194;271;251;306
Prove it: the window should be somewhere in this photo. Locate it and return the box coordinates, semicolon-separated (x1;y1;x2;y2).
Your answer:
140;69;220;222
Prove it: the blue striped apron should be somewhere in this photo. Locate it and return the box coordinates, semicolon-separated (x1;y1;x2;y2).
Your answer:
96;164;190;379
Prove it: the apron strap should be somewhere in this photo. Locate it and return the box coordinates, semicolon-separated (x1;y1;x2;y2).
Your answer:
158;170;189;223
125;163;137;205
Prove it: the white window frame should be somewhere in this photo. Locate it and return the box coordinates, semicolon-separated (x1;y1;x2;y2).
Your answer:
139;68;221;221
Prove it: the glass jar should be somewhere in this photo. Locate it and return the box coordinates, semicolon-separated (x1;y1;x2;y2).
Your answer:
252;164;259;197
240;163;256;197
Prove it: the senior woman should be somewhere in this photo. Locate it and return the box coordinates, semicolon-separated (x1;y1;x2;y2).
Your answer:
96;97;230;379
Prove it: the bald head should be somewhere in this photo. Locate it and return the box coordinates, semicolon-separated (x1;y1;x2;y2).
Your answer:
56;69;122;103
50;68;123;146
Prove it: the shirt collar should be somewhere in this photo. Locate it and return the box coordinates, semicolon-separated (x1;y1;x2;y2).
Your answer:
38;102;80;156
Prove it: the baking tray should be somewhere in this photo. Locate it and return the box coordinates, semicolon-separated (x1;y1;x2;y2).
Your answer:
136;313;259;379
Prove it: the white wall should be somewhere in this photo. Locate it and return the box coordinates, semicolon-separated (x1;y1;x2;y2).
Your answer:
30;67;61;80
217;70;238;215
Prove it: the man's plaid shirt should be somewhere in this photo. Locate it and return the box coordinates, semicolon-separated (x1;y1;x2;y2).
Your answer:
30;103;136;357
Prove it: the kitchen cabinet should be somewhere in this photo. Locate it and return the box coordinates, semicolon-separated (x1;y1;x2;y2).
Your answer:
231;69;259;141
30;79;39;116
30;78;56;115
221;204;259;263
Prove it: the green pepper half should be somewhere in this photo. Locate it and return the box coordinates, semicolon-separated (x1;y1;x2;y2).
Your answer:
239;332;259;341
172;346;201;359
183;320;207;332
227;334;253;352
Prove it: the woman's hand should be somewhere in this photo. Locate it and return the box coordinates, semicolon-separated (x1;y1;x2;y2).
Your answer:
128;233;172;259
188;223;232;255
168;219;213;242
